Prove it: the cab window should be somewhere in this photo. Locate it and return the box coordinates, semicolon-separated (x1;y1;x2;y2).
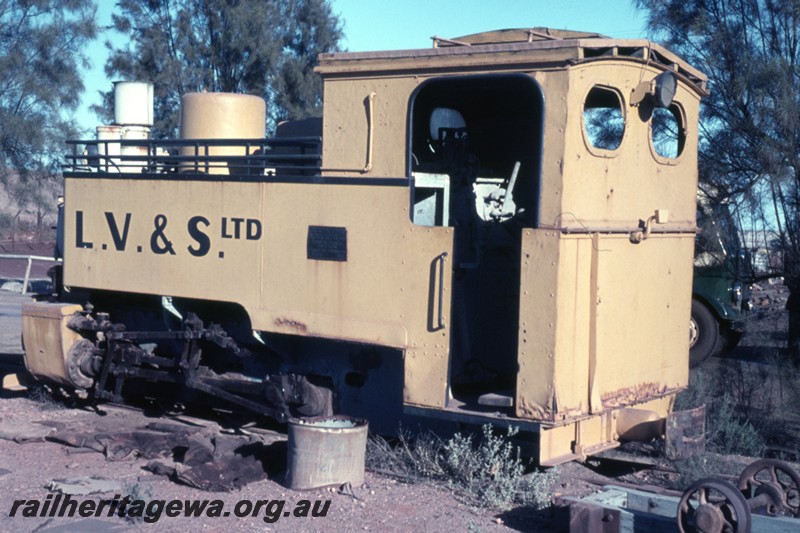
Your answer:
651;104;686;159
583;86;625;151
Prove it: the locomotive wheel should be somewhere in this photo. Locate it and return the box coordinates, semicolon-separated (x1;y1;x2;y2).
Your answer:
677;478;751;533
737;458;800;517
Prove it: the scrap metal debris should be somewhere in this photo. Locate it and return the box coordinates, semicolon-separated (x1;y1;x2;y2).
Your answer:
42;420;285;492
0;419;62;443
47;476;122;496
146;439;286;492
49;426;214;463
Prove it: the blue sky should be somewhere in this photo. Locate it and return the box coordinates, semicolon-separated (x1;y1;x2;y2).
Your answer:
77;0;647;132
334;0;646;51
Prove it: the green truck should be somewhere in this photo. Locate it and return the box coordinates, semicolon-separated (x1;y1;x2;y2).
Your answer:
690;204;752;366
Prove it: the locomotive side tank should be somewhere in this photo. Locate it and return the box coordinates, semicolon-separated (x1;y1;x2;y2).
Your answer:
22;28;707;465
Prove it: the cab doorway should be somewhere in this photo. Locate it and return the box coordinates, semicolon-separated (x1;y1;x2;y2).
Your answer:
409;74;544;410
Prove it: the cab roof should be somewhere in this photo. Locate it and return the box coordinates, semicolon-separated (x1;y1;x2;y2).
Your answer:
317;27;707;96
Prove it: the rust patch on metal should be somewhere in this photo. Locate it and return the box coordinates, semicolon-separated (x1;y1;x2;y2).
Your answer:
273;318;308;333
601;382;667;408
666;405;705;460
517;395;553;421
553;402;585;420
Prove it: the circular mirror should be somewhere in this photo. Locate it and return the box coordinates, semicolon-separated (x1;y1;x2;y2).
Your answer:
653;71;677;108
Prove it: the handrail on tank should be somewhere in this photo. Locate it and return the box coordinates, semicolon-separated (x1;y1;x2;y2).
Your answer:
63;137;323;176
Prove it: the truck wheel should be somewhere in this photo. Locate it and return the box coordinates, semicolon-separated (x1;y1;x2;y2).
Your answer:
689;300;720;367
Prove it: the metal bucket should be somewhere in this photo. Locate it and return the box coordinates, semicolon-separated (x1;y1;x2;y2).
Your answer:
286;415;368;490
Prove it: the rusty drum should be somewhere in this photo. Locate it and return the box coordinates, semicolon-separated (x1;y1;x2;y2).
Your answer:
286;415;368;490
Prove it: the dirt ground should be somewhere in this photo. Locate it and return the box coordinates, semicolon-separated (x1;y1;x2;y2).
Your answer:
0;395;559;533
0;265;795;532
0;288;588;533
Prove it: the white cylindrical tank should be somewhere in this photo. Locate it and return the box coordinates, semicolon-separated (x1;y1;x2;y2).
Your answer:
120;125;150;172
114;81;154;127
179;92;266;175
95;125;122;172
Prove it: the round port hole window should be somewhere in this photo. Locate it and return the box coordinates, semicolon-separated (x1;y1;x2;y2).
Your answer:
651;104;686;159
583;86;625;151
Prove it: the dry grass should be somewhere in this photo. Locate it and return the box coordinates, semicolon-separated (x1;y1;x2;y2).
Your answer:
677;288;800;461
366;425;557;511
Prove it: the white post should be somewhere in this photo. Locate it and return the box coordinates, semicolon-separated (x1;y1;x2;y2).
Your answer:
22;257;32;295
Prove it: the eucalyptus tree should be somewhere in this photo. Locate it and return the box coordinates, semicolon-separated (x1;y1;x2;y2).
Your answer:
635;0;800;359
0;0;97;239
102;0;343;136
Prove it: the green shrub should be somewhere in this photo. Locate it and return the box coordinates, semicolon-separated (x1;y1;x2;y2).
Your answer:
366;424;557;510
675;368;766;457
442;425;557;510
442;425;525;509
705;392;766;456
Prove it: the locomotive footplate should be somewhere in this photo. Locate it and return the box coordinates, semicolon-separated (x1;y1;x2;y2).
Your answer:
47;306;332;422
